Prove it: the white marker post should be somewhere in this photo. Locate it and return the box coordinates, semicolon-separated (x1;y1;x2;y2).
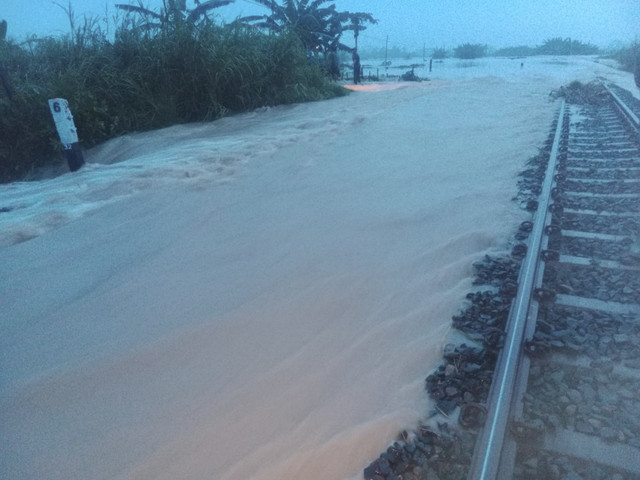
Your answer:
48;98;85;172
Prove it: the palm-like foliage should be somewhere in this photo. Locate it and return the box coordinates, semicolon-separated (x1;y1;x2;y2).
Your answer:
244;0;336;50
241;1;376;52
341;11;376;51
115;0;235;31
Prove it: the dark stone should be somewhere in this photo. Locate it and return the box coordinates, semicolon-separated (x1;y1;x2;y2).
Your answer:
563;472;585;480
577;383;596;402
415;441;432;456
378;458;391;476
462;362;481;373
445;386;459;397
436;399;458;415
362;464;379;480
624;359;640;369
386;445;403;465
613;333;630;344
590;358;614;374
575;420;595;435
363;457;391;479
600;426;617;442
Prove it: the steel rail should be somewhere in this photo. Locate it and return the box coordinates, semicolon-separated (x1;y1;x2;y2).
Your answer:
605;84;640;139
466;100;566;480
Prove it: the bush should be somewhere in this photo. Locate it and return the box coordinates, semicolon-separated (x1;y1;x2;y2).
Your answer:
453;43;487;59
536;37;599;56
431;48;447;60
0;20;347;183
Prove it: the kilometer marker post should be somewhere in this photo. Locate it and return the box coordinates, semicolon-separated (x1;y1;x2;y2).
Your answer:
48;98;85;172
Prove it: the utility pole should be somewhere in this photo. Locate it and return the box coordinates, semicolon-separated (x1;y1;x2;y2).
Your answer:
384;35;389;76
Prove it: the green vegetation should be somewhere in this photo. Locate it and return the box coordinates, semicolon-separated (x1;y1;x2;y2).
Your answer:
494;38;598;58
114;0;236;29
241;0;376;52
485;38;602;58
536;37;599;55
431;48;447;60
453;43;487;59
0;1;375;183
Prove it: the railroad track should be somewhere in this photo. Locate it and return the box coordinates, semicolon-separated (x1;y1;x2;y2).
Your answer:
363;82;640;480
470;84;640;480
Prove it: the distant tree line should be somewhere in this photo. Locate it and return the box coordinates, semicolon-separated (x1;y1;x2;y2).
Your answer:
368;38;602;61
493;38;598;57
361;37;601;62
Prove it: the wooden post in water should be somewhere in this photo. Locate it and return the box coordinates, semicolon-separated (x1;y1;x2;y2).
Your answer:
48;98;85;172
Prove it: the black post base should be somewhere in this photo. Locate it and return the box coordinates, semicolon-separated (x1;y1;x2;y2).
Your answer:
64;142;85;172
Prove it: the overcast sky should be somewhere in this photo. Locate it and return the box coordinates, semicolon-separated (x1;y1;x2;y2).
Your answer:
3;0;639;50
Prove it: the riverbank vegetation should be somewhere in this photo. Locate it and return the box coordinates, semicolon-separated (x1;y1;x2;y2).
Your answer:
362;38;632;63
0;1;376;183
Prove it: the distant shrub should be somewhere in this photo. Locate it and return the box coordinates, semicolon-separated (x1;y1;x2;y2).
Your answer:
431;48;448;59
536;37;599;56
453;43;487;59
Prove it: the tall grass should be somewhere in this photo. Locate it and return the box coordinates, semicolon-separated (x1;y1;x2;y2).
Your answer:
0;18;347;183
